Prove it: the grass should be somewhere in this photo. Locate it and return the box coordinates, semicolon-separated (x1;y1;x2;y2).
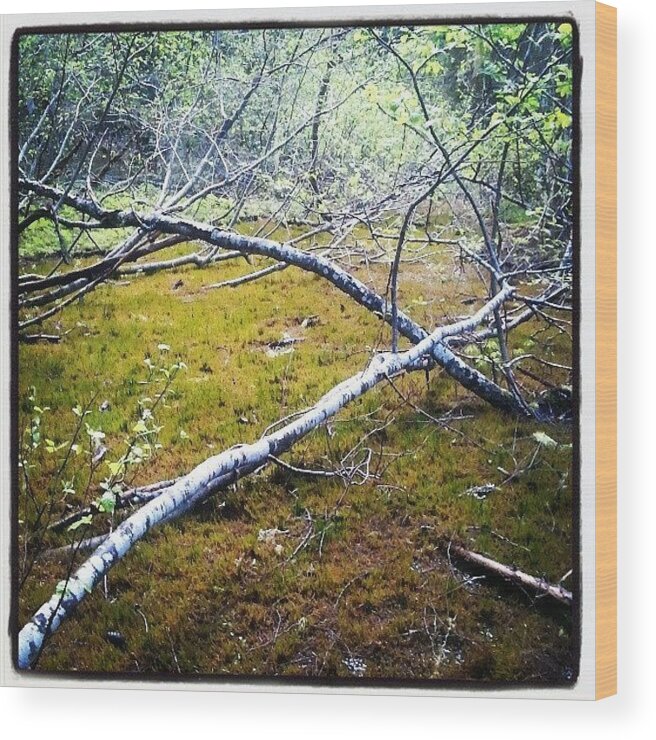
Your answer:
17;229;576;683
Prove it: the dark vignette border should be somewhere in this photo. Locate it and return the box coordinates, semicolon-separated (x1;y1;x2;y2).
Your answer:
9;9;582;692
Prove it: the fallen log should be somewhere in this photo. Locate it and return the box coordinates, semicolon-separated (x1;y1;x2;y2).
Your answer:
17;284;513;669
448;543;573;606
19;177;526;416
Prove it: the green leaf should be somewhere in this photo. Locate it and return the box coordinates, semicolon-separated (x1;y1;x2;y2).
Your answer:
554;110;572;129
97;491;117;514
532;431;558;449
106;460;124;477
85;424;105;442
132;419;148;434
67;514;93;531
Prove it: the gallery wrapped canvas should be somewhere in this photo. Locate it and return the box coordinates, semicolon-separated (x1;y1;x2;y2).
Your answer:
0;2;616;699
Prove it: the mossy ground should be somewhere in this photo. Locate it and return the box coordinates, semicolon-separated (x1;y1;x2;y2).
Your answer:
17;230;576;684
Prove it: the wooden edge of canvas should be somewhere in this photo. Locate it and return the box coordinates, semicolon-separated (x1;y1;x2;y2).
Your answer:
595;0;617;701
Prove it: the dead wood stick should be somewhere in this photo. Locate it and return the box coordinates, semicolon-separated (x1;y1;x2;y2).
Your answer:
19;333;63;344
449;543;573;606
38;534;110;562
203;262;287;290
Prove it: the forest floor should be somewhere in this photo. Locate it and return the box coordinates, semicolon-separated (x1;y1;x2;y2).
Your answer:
17;224;577;684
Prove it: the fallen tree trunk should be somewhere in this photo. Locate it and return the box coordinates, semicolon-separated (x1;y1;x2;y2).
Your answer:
17;284;513;669
19;178;526;416
448;543;573;606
